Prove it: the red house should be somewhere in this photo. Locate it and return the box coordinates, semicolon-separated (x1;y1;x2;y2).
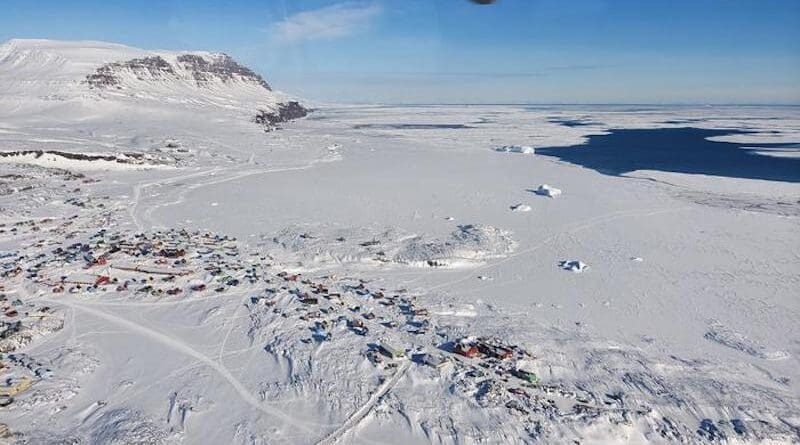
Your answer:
454;342;479;358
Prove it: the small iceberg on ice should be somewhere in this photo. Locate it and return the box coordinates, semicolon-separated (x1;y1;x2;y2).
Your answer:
534;184;562;198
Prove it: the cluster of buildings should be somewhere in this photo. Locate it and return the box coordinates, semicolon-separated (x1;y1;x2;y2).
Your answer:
242;266;575;428
1;291;62;355
3;221;562;426
0;289;63;411
246;263;545;403
18;228;265;299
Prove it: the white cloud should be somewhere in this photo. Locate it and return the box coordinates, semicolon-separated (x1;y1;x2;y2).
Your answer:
270;2;382;44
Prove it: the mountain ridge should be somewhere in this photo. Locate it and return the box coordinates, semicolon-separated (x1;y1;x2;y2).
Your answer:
0;38;307;129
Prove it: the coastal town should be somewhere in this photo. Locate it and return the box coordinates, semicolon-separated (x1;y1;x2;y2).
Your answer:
2;217;628;437
0;35;797;444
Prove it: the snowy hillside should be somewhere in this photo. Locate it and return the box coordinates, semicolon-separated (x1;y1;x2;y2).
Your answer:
0;39;307;131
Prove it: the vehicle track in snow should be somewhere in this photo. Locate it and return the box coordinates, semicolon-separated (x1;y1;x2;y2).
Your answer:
139;167;265;229
129;167;223;231
130;153;342;231
315;360;411;445
43;296;328;437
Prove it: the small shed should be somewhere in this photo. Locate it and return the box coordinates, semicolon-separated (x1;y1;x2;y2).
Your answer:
158;247;185;258
513;369;538;383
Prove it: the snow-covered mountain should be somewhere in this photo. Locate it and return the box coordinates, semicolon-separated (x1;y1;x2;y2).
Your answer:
0;39;307;129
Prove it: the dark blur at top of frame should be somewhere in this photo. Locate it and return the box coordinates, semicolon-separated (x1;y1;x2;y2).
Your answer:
470;0;496;4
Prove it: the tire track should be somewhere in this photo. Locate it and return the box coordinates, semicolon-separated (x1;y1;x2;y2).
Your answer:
315;360;411;445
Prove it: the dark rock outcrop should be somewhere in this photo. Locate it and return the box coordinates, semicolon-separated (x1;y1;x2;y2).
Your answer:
0;150;153;166
254;102;310;130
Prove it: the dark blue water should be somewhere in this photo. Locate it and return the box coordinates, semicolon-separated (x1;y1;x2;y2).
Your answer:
536;127;800;182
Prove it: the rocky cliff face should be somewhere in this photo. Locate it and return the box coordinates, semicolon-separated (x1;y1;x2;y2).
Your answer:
86;56;174;89
176;54;271;90
86;53;272;91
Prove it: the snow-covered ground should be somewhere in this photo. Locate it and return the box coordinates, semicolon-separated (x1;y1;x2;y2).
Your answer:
1;40;799;444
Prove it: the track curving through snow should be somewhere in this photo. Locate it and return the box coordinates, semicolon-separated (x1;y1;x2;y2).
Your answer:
315;360;411;445
42;296;330;436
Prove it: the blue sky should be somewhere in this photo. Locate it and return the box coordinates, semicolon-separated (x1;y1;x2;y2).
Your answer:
3;0;799;104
